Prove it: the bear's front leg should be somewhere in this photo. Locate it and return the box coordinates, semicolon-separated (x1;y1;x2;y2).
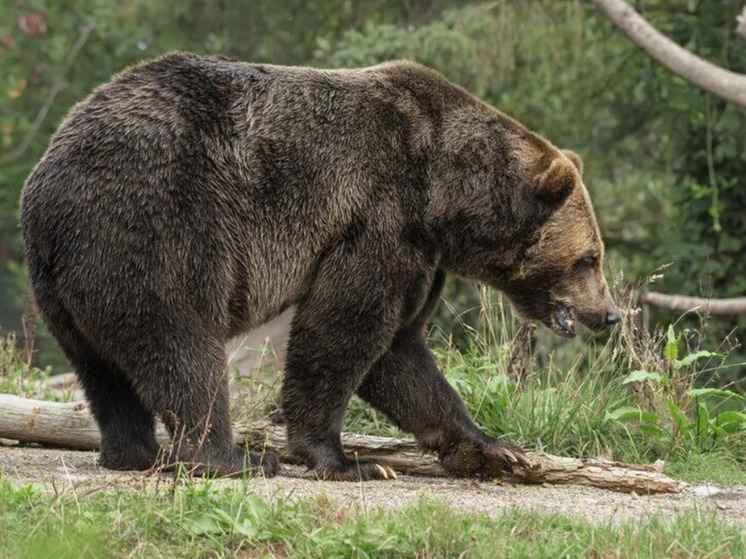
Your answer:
281;246;403;481
358;330;528;477
356;271;529;478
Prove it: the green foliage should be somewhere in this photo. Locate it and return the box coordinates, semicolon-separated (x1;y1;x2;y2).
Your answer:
434;339;645;462
652;2;746;293
602;324;744;456
608;383;746;454
665;451;746;485
643;2;746;374
1;478;745;558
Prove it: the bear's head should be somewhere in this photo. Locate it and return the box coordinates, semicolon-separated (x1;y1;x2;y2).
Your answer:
427;108;619;337
500;142;620;337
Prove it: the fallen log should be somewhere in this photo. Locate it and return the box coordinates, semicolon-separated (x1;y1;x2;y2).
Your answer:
0;394;170;449
643;291;746;315
238;418;687;493
0;394;687;493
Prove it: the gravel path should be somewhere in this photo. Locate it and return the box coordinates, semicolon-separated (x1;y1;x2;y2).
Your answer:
1;444;744;528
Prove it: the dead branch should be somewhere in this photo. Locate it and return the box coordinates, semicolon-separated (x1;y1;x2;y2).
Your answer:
590;0;746;108
238;418;687;493
0;394;687;493
643;291;746;315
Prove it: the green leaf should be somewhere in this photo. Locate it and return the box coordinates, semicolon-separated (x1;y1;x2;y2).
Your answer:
663;325;679;361
687;388;743;400
717;411;746;424
185;513;225;535
673;350;721;370
638;424;666;438
621;370;665;385
604;406;660;423
717;411;746;433
666;400;691;434
233;520;258;538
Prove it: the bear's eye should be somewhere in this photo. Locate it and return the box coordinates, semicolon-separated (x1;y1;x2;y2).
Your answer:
577;254;598;268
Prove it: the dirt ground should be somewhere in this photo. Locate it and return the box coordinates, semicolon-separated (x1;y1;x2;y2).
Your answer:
1;443;744;528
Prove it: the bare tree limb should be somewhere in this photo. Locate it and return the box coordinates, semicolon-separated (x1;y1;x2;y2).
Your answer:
239;418;687;493
738;6;746;39
643;291;746;314
590;0;746;108
0;394;688;493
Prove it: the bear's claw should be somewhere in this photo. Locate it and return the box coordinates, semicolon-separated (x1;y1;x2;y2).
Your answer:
311;459;398;481
441;435;530;477
375;464;398;480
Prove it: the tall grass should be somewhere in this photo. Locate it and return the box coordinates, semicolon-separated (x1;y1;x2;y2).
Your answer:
436;278;746;466
0;331;54;399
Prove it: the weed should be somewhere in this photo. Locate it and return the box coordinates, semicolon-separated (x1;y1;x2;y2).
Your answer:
0;331;54;399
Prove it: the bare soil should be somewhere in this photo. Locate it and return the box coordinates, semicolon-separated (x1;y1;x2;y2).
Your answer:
1;443;744;528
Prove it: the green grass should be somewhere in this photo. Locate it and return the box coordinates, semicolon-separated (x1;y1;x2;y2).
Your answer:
0;477;743;559
665;452;746;486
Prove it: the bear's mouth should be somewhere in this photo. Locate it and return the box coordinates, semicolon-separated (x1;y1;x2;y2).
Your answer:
550;303;576;338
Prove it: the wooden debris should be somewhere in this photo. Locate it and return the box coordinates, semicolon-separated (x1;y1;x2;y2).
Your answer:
0;394;688;493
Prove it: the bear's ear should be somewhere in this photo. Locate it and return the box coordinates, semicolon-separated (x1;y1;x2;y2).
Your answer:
562;149;583;175
534;154;576;204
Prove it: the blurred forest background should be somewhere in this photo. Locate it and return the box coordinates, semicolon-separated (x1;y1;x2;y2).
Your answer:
1;0;744;383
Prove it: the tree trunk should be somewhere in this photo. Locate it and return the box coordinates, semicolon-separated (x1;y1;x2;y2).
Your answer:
590;0;746;109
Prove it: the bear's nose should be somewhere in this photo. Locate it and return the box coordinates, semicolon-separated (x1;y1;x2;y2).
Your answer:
606;308;621;325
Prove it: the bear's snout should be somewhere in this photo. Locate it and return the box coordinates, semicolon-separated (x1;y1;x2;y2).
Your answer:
605;308;621;326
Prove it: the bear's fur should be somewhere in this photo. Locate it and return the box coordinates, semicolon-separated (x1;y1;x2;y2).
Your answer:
20;53;618;480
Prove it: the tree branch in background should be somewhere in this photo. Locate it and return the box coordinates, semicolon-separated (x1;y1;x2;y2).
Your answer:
643;292;746;315
2;24;95;165
590;0;746;109
738;6;746;39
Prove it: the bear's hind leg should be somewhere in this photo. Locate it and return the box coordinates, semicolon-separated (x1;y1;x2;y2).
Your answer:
77;364;161;471
35;305;160;471
121;332;278;478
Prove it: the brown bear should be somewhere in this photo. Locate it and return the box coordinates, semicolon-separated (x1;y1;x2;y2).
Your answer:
20;53;619;481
